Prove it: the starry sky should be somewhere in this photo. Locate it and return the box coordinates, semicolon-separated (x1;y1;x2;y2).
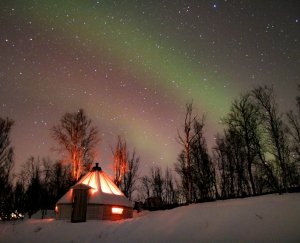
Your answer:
0;0;299;175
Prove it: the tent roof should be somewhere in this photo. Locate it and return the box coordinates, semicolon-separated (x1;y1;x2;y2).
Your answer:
72;184;93;190
56;164;132;208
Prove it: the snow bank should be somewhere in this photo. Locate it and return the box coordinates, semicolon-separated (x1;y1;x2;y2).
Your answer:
1;193;300;242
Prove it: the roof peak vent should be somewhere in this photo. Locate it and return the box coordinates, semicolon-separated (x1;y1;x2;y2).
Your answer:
92;162;102;171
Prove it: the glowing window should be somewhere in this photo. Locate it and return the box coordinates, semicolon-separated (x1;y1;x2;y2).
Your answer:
112;207;123;214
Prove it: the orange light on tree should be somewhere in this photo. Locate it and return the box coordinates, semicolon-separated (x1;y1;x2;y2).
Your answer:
113;136;127;187
51;109;100;182
111;207;123;214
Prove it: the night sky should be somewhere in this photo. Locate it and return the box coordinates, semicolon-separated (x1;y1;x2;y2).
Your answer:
0;1;299;175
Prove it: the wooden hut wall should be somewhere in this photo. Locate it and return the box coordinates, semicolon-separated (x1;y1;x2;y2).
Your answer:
56;204;72;219
57;204;133;220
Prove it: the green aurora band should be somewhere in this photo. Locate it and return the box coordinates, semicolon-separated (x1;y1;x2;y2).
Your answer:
19;0;237;116
5;1;240;165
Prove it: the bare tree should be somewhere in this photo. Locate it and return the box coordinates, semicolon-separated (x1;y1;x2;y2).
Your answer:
174;151;189;201
121;151;140;200
111;136;140;200
252;86;291;191
150;166;164;200
224;93;260;195
0;118;14;182
287;86;300;166
140;175;152;200
13;180;26;217
214;92;281;198
214;130;250;198
0;117;14;220
177;102;196;203
49;161;73;201
112;136;127;187
287;111;300;162
286;86;300;186
52;109;100;181
191;117;216;201
19;156;42;218
163;167;177;205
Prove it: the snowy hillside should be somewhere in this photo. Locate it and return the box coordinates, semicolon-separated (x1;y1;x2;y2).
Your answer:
1;193;300;243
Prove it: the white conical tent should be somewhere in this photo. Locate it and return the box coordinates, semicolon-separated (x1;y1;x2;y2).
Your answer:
57;165;132;207
56;163;133;220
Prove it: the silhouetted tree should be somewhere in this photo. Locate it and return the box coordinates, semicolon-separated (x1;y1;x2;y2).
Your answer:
49;161;73;203
150;166;164;200
214;130;250;198
13;181;26;216
121;151;140;200
0;117;14;220
140;175;151;200
177;102;196;203
215;90;283;197
176;105;217;202
17;156;74;218
252;86;291;191
175;151;189;201
163;167;177;205
40;158;52;218
52;109;100;181
287;111;300;163
224;93;261;195
286;85;300;186
20;157;42;218
190;117;216;201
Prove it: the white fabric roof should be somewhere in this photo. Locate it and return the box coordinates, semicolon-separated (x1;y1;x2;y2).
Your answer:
56;169;132;208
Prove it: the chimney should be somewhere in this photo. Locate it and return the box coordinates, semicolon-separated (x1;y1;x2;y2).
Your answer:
92;162;102;171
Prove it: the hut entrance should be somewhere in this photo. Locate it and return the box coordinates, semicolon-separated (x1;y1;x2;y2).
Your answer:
71;184;92;223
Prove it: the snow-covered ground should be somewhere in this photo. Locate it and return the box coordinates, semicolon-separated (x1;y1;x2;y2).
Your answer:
1;193;300;243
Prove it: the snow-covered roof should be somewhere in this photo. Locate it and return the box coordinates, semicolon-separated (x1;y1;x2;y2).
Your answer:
56;164;132;208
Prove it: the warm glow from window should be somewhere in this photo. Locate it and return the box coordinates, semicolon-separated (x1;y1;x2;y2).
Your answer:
112;207;123;214
55;206;58;213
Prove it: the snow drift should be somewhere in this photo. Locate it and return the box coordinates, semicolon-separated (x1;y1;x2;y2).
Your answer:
1;193;300;242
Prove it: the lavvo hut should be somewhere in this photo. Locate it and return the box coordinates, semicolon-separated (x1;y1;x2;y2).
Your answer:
56;163;133;222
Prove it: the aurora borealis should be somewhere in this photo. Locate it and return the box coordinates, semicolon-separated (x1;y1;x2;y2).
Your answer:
0;1;299;174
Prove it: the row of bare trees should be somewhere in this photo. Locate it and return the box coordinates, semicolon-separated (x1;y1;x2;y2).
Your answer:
130;85;299;205
14;157;74;218
0;109;141;219
1;85;300;218
174;86;300;204
139;166;178;207
51;110;141;202
214;86;299;199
